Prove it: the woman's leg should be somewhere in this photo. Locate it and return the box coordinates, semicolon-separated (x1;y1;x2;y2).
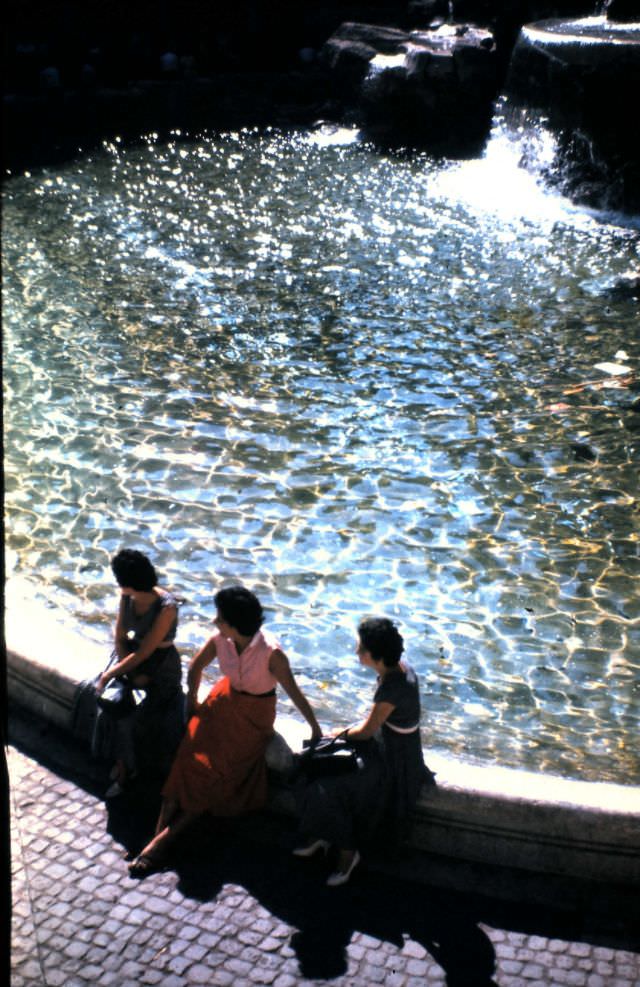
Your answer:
111;758;127;783
114;713;136;780
129;806;200;874
133;686;185;783
155;797;180;835
297;775;358;850
103;714;135;796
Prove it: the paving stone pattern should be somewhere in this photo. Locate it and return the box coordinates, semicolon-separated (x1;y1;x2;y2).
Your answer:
9;735;640;987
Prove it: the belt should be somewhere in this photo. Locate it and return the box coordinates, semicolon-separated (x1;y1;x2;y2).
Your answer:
132;640;175;650
232;687;276;698
385;721;419;734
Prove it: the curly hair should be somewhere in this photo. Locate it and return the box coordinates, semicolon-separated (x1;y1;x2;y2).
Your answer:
214;585;265;637
111;549;158;592
357;616;404;667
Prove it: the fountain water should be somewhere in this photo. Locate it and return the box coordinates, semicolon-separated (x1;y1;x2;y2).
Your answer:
3;5;639;910
3;117;639;785
321;4;640;210
505;9;640;211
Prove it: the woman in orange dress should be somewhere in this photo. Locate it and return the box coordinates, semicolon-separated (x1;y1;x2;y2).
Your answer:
128;585;321;876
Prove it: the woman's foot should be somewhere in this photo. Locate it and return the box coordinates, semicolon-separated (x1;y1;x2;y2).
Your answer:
106;761;128;798
128;851;167;878
327;849;360;887
105;780;125;799
292;838;330;858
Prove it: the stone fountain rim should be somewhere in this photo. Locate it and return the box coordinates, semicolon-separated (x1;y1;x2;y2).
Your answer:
523;16;640;48
5;573;639;819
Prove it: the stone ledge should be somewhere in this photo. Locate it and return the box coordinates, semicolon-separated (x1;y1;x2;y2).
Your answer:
6;574;640;898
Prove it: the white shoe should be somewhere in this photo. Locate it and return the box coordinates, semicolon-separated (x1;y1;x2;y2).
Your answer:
292;839;330;858
327;850;360;887
105;781;124;799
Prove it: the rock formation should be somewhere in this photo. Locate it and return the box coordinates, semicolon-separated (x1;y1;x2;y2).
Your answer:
4;1;640;212
322;20;499;154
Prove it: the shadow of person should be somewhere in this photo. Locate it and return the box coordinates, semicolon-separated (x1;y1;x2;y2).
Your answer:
104;777;163;859
423;918;498;987
288;924;354;981
6;703;633;980
170;815;498;985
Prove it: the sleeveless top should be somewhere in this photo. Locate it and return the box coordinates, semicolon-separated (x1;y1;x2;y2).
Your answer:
122;591;179;647
215;627;279;694
122;592;181;691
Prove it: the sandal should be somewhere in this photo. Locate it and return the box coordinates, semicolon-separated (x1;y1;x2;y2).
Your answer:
127;853;167;878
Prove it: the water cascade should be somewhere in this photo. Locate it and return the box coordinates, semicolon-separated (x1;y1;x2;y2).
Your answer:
505;11;640;212
321;3;640;212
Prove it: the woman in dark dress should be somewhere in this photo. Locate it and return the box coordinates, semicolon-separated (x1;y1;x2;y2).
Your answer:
95;549;184;797
294;616;435;886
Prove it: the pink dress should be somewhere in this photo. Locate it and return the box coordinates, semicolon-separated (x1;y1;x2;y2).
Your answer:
162;629;278;815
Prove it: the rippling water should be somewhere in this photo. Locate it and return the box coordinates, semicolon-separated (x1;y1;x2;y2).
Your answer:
3;122;640;782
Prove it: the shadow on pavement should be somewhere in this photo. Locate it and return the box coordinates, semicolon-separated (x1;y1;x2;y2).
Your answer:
9;705;638;986
172;815;498;987
100;779;498;985
105;789;638;987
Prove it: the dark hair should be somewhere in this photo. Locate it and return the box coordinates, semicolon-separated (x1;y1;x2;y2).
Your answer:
357;616;404;667
214;586;264;637
111;549;158;592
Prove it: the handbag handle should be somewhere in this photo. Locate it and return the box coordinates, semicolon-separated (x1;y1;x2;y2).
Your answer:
302;726;354;751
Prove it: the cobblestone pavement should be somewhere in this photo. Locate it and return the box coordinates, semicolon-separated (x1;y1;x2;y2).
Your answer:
8;713;640;987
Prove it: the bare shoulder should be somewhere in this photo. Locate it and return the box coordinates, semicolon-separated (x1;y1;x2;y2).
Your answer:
156;587;178;609
191;634;218;666
203;633;218;655
269;648;290;673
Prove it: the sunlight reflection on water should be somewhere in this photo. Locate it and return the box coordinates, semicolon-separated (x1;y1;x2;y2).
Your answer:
3;123;639;782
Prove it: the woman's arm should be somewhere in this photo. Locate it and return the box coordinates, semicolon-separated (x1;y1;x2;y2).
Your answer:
97;603;177;692
113;596;129;660
269;649;322;740
186;636;217;715
344;701;395;742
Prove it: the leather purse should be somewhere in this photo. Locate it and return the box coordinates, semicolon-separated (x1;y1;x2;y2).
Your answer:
95;652;136;719
297;733;363;780
96;676;135;719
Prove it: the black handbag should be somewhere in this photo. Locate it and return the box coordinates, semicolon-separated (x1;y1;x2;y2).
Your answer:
96;676;135;719
95;653;137;720
298;733;363;780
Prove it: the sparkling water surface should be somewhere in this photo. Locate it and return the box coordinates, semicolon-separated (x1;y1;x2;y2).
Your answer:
4;123;640;783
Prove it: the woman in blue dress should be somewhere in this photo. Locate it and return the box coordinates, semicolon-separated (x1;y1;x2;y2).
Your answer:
294;616;435;885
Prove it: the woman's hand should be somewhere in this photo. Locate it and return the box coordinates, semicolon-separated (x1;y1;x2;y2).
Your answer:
328;726;347;739
343;701;396;741
269;649;322;739
186;636;217;716
96;671;111;696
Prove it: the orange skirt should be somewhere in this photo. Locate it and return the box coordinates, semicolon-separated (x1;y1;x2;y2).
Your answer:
162;677;276;816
